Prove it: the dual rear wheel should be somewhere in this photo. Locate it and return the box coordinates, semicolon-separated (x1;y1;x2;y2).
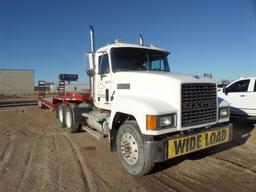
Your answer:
56;103;79;133
57;103;66;127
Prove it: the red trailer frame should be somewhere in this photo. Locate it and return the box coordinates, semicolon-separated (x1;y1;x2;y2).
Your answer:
38;80;90;110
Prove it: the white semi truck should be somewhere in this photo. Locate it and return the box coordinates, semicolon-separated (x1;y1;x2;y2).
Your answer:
57;26;232;176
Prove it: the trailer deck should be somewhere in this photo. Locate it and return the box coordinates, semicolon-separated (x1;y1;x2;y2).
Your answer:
38;80;90;110
39;92;91;110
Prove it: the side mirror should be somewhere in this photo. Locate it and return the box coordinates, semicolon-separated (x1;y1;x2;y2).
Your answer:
223;86;228;95
87;69;95;77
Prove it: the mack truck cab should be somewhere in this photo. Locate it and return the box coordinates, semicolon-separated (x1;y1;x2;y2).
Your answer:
60;26;232;176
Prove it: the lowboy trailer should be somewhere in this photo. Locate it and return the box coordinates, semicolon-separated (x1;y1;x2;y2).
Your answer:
38;79;90;128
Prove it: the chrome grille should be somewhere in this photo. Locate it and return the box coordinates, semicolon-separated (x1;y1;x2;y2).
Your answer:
181;83;217;127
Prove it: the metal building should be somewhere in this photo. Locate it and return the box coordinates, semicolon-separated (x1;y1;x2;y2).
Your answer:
0;69;34;94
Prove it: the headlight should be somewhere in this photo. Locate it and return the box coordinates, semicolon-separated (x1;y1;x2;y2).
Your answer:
159;114;176;128
146;114;176;130
219;107;229;118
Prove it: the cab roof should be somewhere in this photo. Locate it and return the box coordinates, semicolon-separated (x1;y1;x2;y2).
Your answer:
96;42;170;55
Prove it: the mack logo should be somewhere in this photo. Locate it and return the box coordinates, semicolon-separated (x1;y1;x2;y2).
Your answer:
182;102;215;111
168;127;230;158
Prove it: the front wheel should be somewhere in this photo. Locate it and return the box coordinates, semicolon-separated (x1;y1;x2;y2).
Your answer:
116;121;155;176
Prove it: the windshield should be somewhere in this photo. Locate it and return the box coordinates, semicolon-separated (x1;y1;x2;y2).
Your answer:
111;48;170;72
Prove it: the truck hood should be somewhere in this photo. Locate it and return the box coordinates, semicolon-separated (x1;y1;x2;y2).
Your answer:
110;71;218;131
112;71;215;84
112;71;215;108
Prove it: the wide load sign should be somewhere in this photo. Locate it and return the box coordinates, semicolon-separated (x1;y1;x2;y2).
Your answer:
168;127;231;158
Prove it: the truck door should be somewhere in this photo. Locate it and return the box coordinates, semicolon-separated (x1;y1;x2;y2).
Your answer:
225;79;250;116
247;78;256;116
94;53;111;110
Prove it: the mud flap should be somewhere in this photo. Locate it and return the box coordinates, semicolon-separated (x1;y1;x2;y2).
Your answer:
71;106;91;128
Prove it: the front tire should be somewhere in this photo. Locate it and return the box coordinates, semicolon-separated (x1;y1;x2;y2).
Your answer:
116;121;155;176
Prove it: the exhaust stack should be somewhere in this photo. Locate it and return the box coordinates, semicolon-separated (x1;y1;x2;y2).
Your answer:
139;35;144;46
89;25;95;52
88;25;96;100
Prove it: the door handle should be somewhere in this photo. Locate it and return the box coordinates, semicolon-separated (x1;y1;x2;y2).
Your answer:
100;74;107;80
240;95;246;97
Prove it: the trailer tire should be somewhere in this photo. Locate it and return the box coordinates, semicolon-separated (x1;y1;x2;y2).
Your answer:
57;104;66;128
38;100;45;109
116;121;155;176
65;106;80;133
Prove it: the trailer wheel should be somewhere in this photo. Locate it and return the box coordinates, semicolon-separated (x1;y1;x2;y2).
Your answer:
65;106;80;133
116;121;155;176
57;104;66;128
38;100;45;109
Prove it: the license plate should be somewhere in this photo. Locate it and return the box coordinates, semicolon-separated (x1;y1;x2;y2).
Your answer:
168;127;231;158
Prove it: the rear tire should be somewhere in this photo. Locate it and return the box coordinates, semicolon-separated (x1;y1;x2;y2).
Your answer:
65;106;80;133
57;103;66;128
116;120;155;176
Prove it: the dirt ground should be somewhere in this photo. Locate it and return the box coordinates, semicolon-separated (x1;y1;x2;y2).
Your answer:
0;106;256;192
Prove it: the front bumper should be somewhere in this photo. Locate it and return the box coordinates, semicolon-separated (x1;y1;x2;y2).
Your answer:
143;122;232;163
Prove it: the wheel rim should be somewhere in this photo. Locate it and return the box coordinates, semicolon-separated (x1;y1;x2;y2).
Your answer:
121;133;139;165
59;107;63;123
66;111;72;128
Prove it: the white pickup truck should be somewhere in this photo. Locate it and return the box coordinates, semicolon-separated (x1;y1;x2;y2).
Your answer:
218;77;256;119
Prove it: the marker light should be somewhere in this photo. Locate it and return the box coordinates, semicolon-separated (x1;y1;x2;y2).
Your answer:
146;115;157;130
219;107;229;118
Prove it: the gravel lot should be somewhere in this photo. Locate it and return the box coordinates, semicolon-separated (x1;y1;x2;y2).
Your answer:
0;105;255;192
